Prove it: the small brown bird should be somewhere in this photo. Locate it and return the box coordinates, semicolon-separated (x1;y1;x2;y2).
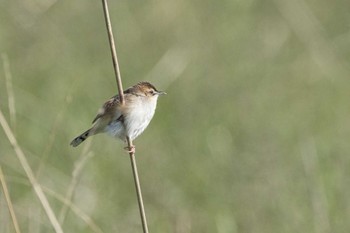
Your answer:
70;81;166;151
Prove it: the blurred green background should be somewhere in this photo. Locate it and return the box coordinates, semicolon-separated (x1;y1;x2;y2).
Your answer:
1;0;350;232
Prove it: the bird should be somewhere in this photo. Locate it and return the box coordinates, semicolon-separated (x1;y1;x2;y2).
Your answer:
70;81;166;152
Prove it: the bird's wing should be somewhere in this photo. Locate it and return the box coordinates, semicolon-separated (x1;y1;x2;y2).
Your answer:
92;95;122;124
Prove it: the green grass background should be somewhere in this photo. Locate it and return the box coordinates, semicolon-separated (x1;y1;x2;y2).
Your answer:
1;0;350;232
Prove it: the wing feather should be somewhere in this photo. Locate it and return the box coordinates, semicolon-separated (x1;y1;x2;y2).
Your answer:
92;95;121;124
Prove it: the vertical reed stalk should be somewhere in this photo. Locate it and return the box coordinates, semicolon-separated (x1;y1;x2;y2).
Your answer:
101;1;149;232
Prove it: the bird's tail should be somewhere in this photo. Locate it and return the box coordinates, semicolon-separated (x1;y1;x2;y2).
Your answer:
70;129;91;147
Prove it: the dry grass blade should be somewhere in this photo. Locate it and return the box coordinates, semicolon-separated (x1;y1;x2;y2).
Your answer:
145;46;190;89
59;141;93;223
274;0;344;77
43;186;104;233
300;138;331;233
1;53;16;132
4;175;104;233
36;94;71;178
0;109;64;233
0;166;21;233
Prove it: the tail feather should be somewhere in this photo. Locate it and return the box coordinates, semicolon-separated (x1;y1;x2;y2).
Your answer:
70;129;91;147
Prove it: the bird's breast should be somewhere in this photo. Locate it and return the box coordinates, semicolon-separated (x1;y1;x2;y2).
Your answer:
124;99;157;140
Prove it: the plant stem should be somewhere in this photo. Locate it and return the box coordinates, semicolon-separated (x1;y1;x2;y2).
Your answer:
101;0;124;104
101;1;149;232
127;137;149;233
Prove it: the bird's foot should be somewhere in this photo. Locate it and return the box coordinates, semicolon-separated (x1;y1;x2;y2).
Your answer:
124;145;135;154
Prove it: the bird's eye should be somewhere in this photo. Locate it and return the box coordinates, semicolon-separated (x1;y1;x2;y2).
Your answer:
149;90;155;95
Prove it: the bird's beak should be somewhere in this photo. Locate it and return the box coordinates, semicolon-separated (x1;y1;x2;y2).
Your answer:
157;91;167;95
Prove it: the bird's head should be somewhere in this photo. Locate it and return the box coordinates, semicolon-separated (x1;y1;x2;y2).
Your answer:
130;81;166;98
